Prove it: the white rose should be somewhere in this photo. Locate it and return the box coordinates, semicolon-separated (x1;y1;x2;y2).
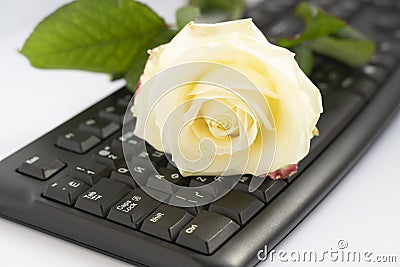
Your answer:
132;19;323;178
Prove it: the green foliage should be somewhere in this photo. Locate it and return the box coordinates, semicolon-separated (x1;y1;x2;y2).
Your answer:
278;2;375;74
21;0;375;90
21;0;174;92
189;0;245;20
176;5;201;30
311;37;375;67
293;43;314;75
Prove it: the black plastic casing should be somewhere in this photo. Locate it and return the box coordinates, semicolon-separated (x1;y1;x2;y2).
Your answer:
1;66;400;267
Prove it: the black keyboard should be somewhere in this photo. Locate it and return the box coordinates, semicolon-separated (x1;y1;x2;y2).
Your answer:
1;0;400;266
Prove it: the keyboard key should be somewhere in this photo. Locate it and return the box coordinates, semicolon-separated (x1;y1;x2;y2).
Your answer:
91;145;124;168
396;0;400;9
342;77;377;99
107;189;160;229
111;131;144;160
170;187;215;207
340;1;360;11
395;29;400;40
110;139;124;155
117;94;133;107
209;190;264;225
379;41;400;57
44;176;89;205
146;146;168;167
130;146;168;168
189;175;238;196
126;156;158;184
188;176;214;187
56;130;101;154
157;167;186;184
362;64;386;83
283;89;366;183
247;8;274;27
278;0;297;6
99;105;132;124
373;0;395;8
145;176;177;195
79;117;120;139
315;81;330;93
375;15;400;31
169;187;214;216
328;1;359;19
284;171;299;183
266;15;302;38
260;0;289;13
117;130;143;144
236;175;287;203
145;167;186;195
231;175;251;191
370;53;398;71
75;179;129;217
68;161;111;186
311;59;348;89
176;211;240;254
141;204;193;241
182;206;207;216
111;131;143;150
309;0;334;9
110;162;136;188
254;178;287;202
140;186;172;203
18;155;66;180
310;90;364;155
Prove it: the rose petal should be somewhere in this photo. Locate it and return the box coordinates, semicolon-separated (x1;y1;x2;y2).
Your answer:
268;164;298;180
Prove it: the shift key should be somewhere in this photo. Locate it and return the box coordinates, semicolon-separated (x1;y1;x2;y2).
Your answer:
75;179;129;217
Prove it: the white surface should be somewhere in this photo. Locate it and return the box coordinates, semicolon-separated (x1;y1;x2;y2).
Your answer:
0;1;399;266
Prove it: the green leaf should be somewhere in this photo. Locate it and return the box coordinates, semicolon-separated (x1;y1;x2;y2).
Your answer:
278;38;300;48
279;2;346;48
278;1;375;72
311;37;376;67
300;12;346;40
176;5;201;30
295;1;319;24
335;25;369;41
124;29;177;92
229;0;245;20
21;0;169;74
124;51;149;92
189;0;245;20
293;43;314;75
110;72;124;81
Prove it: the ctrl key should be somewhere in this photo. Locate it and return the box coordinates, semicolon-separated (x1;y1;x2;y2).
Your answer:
176;211;240;254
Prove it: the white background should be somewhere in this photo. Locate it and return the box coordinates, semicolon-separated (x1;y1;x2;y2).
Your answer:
0;1;399;266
